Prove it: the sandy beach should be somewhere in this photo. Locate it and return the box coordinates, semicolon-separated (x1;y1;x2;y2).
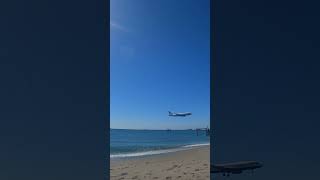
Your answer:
110;145;210;180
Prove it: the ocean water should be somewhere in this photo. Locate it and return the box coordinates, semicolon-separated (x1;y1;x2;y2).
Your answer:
110;129;210;158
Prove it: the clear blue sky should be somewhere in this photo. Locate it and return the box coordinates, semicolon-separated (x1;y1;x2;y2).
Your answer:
111;0;210;130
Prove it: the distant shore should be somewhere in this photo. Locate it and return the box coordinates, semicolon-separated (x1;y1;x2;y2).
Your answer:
110;145;210;180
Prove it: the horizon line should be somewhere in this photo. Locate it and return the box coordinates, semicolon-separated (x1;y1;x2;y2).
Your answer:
110;127;209;131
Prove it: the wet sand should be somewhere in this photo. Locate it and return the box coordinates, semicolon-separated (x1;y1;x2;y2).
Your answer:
110;146;210;180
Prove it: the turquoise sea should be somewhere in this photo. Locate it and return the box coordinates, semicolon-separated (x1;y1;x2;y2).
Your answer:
110;129;210;158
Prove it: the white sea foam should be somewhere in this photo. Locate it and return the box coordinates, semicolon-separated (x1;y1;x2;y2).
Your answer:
110;143;210;158
182;143;210;148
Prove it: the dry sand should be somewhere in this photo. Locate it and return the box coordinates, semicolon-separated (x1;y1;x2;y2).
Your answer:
110;146;210;180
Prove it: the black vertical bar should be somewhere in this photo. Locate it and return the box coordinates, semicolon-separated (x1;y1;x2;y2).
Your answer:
105;0;110;179
210;0;216;179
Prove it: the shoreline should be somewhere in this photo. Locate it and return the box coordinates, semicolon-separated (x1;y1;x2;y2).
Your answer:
110;143;210;159
110;146;210;180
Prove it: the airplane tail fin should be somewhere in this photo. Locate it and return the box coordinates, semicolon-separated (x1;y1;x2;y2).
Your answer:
168;111;172;115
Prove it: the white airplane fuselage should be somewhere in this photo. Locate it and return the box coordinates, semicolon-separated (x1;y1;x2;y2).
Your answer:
168;111;192;117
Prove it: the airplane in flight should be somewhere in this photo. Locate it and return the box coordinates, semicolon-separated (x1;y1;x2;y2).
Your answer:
168;111;192;117
211;161;263;176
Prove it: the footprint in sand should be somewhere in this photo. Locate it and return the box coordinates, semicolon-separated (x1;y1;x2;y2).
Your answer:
166;177;172;180
153;177;158;179
120;172;128;176
166;165;178;171
131;175;138;179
